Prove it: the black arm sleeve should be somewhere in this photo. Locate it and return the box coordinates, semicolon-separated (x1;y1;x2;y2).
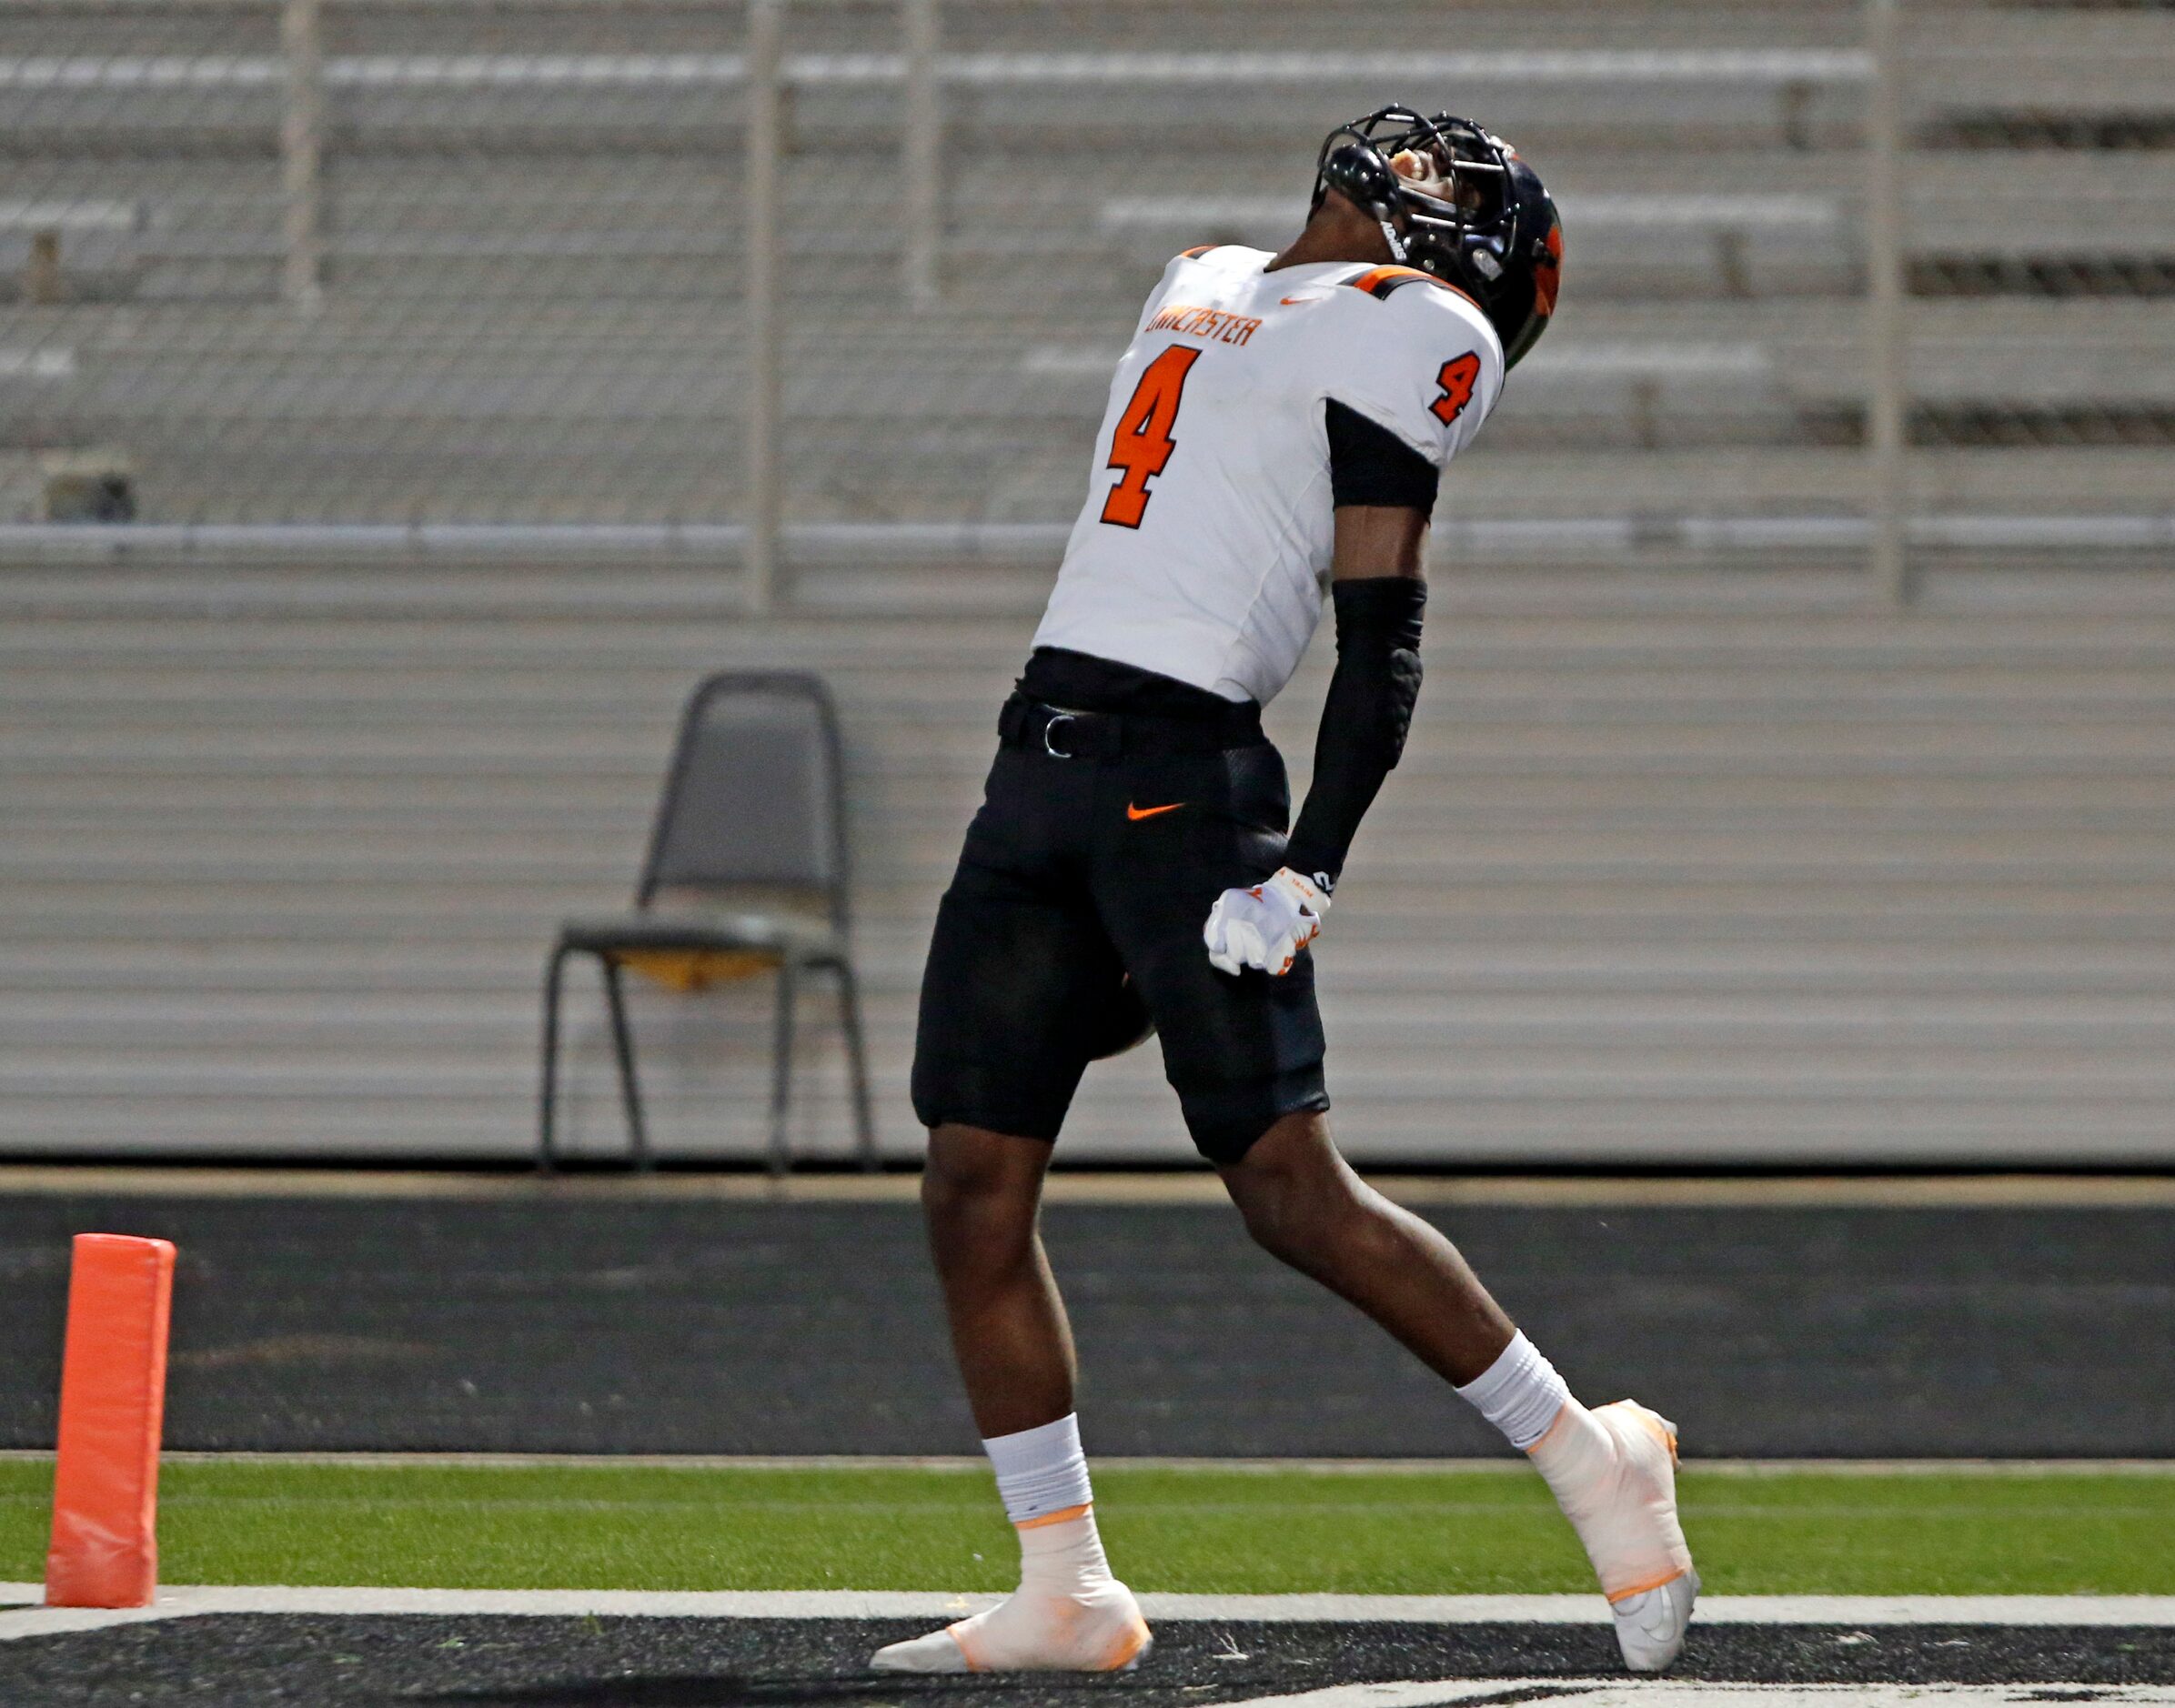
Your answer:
1282;576;1426;890
1326;400;1441;515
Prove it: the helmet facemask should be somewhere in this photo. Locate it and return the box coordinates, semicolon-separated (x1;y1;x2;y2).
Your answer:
1312;105;1562;370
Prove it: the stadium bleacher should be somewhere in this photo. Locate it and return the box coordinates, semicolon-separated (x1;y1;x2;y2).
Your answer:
2;0;2170;538
2;0;2172;1166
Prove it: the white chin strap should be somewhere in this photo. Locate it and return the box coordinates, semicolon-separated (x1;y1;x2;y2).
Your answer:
1375;214;1408;263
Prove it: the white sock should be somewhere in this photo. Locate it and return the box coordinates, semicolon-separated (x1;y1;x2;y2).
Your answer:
1455;1331;1573;1451
982;1413;1093;1527
867;1415;1145;1673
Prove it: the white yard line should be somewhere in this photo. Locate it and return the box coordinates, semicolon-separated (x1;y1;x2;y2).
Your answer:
0;1598;187;1642
1158;1594;2175;1626
1193;1682;1562;1708
1210;1689;2175;1708
6;1449;2172;1475
0;1586;1002;1641
5;1585;2175;1643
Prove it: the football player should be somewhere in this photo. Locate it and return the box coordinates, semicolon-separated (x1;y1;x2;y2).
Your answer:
875;108;1696;1678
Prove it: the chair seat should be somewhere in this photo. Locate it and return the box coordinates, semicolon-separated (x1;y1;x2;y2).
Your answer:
557;912;842;962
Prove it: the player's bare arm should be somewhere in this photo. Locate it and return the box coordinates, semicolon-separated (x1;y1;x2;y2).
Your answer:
1201;504;1429;978
881;106;1693;1683
1329;504;1431;578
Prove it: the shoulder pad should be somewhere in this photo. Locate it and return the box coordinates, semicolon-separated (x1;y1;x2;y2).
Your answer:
1178;244;1220;261
1343;265;1482;311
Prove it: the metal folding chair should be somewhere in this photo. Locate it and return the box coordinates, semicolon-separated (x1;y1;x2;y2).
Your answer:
536;671;877;1174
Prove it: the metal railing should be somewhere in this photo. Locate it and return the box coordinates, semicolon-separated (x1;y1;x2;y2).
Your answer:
4;1;2170;608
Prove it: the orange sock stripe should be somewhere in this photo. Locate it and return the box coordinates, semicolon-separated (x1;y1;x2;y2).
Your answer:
1013;1502;1092;1531
1606;1566;1690;1604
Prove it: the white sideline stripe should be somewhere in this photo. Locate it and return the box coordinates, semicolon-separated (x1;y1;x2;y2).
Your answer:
1201;1683;1556;1708
5;1586;2175;1643
0;1600;183;1642
1209;1688;2175;1708
5;1451;2174;1476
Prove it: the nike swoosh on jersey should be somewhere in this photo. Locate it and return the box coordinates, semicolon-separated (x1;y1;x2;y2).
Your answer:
1125;802;1187;821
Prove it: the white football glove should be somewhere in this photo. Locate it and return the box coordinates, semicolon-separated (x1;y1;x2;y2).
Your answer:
1203;867;1329;978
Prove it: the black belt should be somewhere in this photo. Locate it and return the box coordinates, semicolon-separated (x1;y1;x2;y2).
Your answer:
998;692;1263;759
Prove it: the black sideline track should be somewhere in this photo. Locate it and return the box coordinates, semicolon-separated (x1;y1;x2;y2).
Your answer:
5;1618;2175;1708
2;1191;2173;1456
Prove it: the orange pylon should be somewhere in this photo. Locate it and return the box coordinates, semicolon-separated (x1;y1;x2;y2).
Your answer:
45;1233;176;1609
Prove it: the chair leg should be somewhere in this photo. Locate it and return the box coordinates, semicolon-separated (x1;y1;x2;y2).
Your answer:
601;958;650;1171
833;959;879;1171
769;958;800;1178
537;944;575;1173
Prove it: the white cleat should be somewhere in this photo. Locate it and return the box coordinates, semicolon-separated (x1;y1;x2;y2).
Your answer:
1611;1571;1701;1674
869;1629;972;1674
1530;1397;1699;1673
869;1582;1152;1674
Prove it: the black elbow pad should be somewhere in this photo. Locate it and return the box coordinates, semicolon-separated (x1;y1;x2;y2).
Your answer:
1383;642;1424;764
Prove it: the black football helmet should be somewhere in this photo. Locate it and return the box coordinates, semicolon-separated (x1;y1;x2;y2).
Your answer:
1311;105;1563;370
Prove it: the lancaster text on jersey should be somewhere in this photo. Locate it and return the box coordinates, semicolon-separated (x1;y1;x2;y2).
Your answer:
1145;303;1265;346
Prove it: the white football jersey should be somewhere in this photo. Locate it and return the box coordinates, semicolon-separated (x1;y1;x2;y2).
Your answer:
1032;244;1504;706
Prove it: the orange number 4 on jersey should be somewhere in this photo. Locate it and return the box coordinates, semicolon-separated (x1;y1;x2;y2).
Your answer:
1101;346;1203;528
1430;353;1482;427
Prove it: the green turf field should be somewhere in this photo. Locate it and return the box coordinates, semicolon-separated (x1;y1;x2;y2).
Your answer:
5;1461;2170;1596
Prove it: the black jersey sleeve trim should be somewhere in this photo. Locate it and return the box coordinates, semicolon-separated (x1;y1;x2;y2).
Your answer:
1326;400;1440;515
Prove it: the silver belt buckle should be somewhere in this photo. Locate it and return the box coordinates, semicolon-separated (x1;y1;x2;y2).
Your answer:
1042;711;1077;759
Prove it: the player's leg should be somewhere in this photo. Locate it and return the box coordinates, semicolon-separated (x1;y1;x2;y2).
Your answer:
1217;1113;1697;1672
1100;742;1694;1673
921;1121;1075;1438
871;1119;1151;1674
874;753;1150;1674
1216;1109;1514;1381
